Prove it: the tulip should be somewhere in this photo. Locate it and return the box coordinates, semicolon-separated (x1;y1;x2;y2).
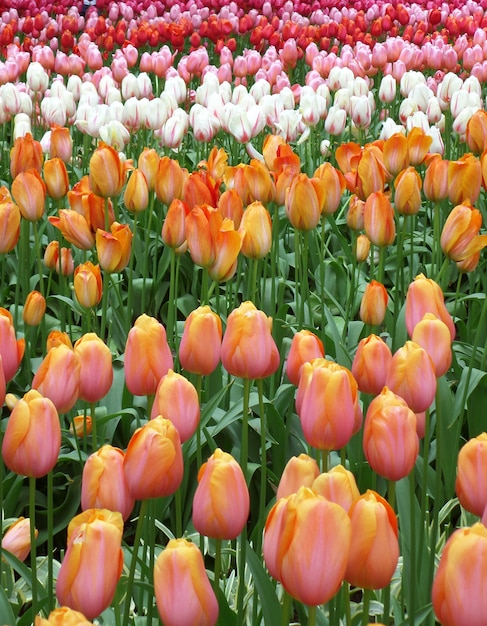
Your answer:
11;170;46;221
138;148;159;192
355;234;371;263
34;606;94;625
394;166;422;215
440;203;487;263
81;445;135;522
285;330;325;386
276;454;320;500
356;146;389;200
239;201;272;259
296;358;362;451
150;370;200;443
313;162;346;215
432;522;487;626
96;222;132;273
218;189;243;230
44;158;69;199
207;218;243;283
124;314;173;396
352;334;393;396
2;389;61;478
447;154;482;206
312;465;360;513
221;301;280;379
22;290;46;327
363;191;396;247
193;448;250;539
455;433;487;517
74;334;113;403
347;196;365;232
405;274;455;341
47;331;73;351
44;242;74;276
2;517;37;561
385;341;437;413
123;416;183;500
382;133;409;176
263;487;351;605
363;387;419;481
124;169;149;213
32;344;80;414
70;415;92;438
154;538;218;626
285;173;322;231
161;199;190;250
411;313;452;377
50;126;73;163
68;176;114;233
48;210;95;251
0;199;20;254
406;127;432;166
0;309;24;383
345;490;400;589
155;156;185;205
88;142;125;198
73;263;103;309
179;306;222;376
423;156;449;203
183;170;220;210
360;281;389;326
56;509;124;620
10;133;43;179
466;109;487;154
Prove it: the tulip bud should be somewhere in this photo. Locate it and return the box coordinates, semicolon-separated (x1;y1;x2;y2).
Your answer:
22;290;46;326
11;170;47;222
44;158;69;199
352;334;393;396
405;274;455;341
179;306;222;376
96;222;132;273
10;133;43;179
394;166;422;216
347;195;365;232
239;201;272;259
423;156;449;202
355;234;371;263
0;308;24;382
32;344;80;414
89;142;125;198
411;313;452;377
155;156;185;205
50;126;73;164
2;517;37;562
124;169;149;213
0;199;21;254
161;199;190;249
70;414;92;438
74;333;113;403
363;191;396;247
138;147;160;192
440;203;487;263
455;433;487;517
193;448;250;539
285;173;322;231
312;464;360;513
34;606;94;625
276;454;320;500
285;330;325;386
74;263;103;309
359;280;388;326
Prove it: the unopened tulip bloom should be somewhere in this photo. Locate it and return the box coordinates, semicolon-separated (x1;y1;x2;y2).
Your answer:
32;344;80;414
313;162;346;215
276;454;320;500
2;389;61;478
455;433;487;517
155;156;185;205
56;509;124;620
345;490;399;589
123;416;183;500
285;330;325;386
207;218;243;283
363;191;396;247
34;606;93;625
360;281;388;326
88;143;125;198
49;210;95;251
382;133;409;176
218;189;243;230
447;154;482;206
74;263;103;309
179;306;222;376
44;158;69;199
355;234;371;263
0;308;24;382
423;156;449;202
466;109;487;153
10;133;43;179
352;334;393;396
2;517;37;561
347;195;365;232
193;448;250;539
96;222;132;273
138;148;159;192
440;203;487;262
11;170;46;221
386;341;437;413
0;199;20;254
70;415;92;438
239;201;272;259
124;169;149;213
312;465;360;513
150;370;200;443
23;290;46;326
263;487;351;605
154;538;218;626
432;522;487;626
161;199;190;250
124;314;173;396
221;301;280;379
405;274;455;341
394;167;422;215
411;313;452;377
81;445;135;522
49;126;73;164
296;358;362;451
74;334;113;403
285;173;322;231
363;387;419;481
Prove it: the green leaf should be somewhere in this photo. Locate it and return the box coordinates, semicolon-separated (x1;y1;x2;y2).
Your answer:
0;585;17;624
245;543;281;626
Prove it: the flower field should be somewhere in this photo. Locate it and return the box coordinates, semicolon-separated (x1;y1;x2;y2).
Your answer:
1;0;487;624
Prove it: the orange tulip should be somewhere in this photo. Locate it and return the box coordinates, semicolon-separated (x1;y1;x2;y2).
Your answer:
161;199;190;249
276;453;320;500
185;204;218;269
179;306;222;376
263;487;351;605
0;199;21;253
363;387;419;481
192;448;250;539
95;222;132;273
394;166;422;215
218;189;243;230
0;308;25;382
74;333;113;403
239;201;272;259
285;173;322;231
73;262;103;308
347;195;365;232
124;314;173;396
385;341;437;413
382;132;409;176
183;170;220;209
262;134;289;171
10;133;43;179
359;280;389;326
81;445;135;521
363;190;396;247
405;273;455;341
2;517;37;562
154;538;218;626
406;127;432;166
207;217;243;282
455;433;487;517
432;522;487;626
313;162;346;215
440;202;487;262
35;606;93;626
355;234;370;262
44;242;74;276
138;147;160;192
70;414;92;438
22;290;46;327
155;156;186;205
88;142;125;198
312;464;360;513
68;176;114;233
32;344;80;414
221;301;280;379
198;146;228;182
49;210;95;250
448;154;482;205
466;109;487;154
345;490;399;589
2;389;61;477
49;125;73;164
46;330;73;351
296;358;362;451
356;145;389;200
285;329;325;386
352;334;393;396
150;370;200;443
11;170;46;221
44;158;69;199
243;159;276;205
411;312;452;377
56;509;124;620
336;141;363;177
423;155;449;203
123;416;183;500
124;168;149;213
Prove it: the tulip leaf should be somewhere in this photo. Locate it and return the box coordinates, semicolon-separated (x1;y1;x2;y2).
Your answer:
0;586;16;623
245;542;281;626
215;586;238;626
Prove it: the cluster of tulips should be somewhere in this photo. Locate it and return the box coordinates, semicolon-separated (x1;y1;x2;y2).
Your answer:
0;1;487;626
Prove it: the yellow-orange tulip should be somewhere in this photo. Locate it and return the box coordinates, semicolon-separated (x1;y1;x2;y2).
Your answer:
382;132;409;176
448;154;482;206
73;262;103;309
49;125;73;164
347;195;365;232
161;199;190;249
124;168;149;213
56;509;124;620
183;169;220;209
0;199;21;254
276;454;320;500
74;333;113;403
355;234;371;262
352;334;393;396
440;202;487;262
155;156;186;205
154;538;218;626
313;162;346;215
68;176;114;233
359;280;389;326
22;290;46;327
285;173;322;231
218;189;243;230
70;414;92;438
207;217;243;282
363;191;396;247
44;242;74;276
356;145;389;200
11;170;46;221
35;606;93;626
123;416;184;500
0;308;25;382
394;166;422;216
405;274;455;341
49;210;95;251
242;159;276;205
406;127;432;166
239;201;272;259
285;329;325;386
10;133;43;179
2;389;61;477
95;222;132;273
466;109;487;154
44;158;69;199
179;306;222;376
137;147;159;192
192;448;250;539
88;142;125;198
312;464;360;513
432;522;487;626
411;312;452;377
423;156;449;202
2;517;37;561
455;433;487;517
32;344;80;414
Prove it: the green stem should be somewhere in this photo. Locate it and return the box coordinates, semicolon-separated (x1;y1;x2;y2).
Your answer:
29;477;38;620
47;471;54;612
343;583;352;626
90;403;97;452
321;449;329;473
195;374;203;471
142;192;155;313
408;471;416;626
388;479;396;511
240;378;251;481
236;531;247;626
256;379;267;556
126;214;137;334
122;499;149;626
362;588;372;626
100;270;110;340
214;538;222;596
382;584;391;625
167;248;177;350
281;591;292;626
175;487;182;538
308;604;317;626
33;222;44;296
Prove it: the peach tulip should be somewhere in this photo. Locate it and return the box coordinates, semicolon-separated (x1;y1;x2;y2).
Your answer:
0;199;20;254
124;169;149;213
44;158;70;200
455;433;487;517
11;170;46;221
405;274;455;341
10;133;43;179
276;454;320;500
352;334;393;396
363;190;396;247
74;334;113;403
88;142;125;198
411;313;452;377
285;330;325;386
34;606;93;625
95;222;132;273
239;201;272;259
179;306;222;376
359;280;388;326
22;290;46;327
73;263;103;309
312;465;360;513
440;203;487;263
2;517;37;562
32;344;80;414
